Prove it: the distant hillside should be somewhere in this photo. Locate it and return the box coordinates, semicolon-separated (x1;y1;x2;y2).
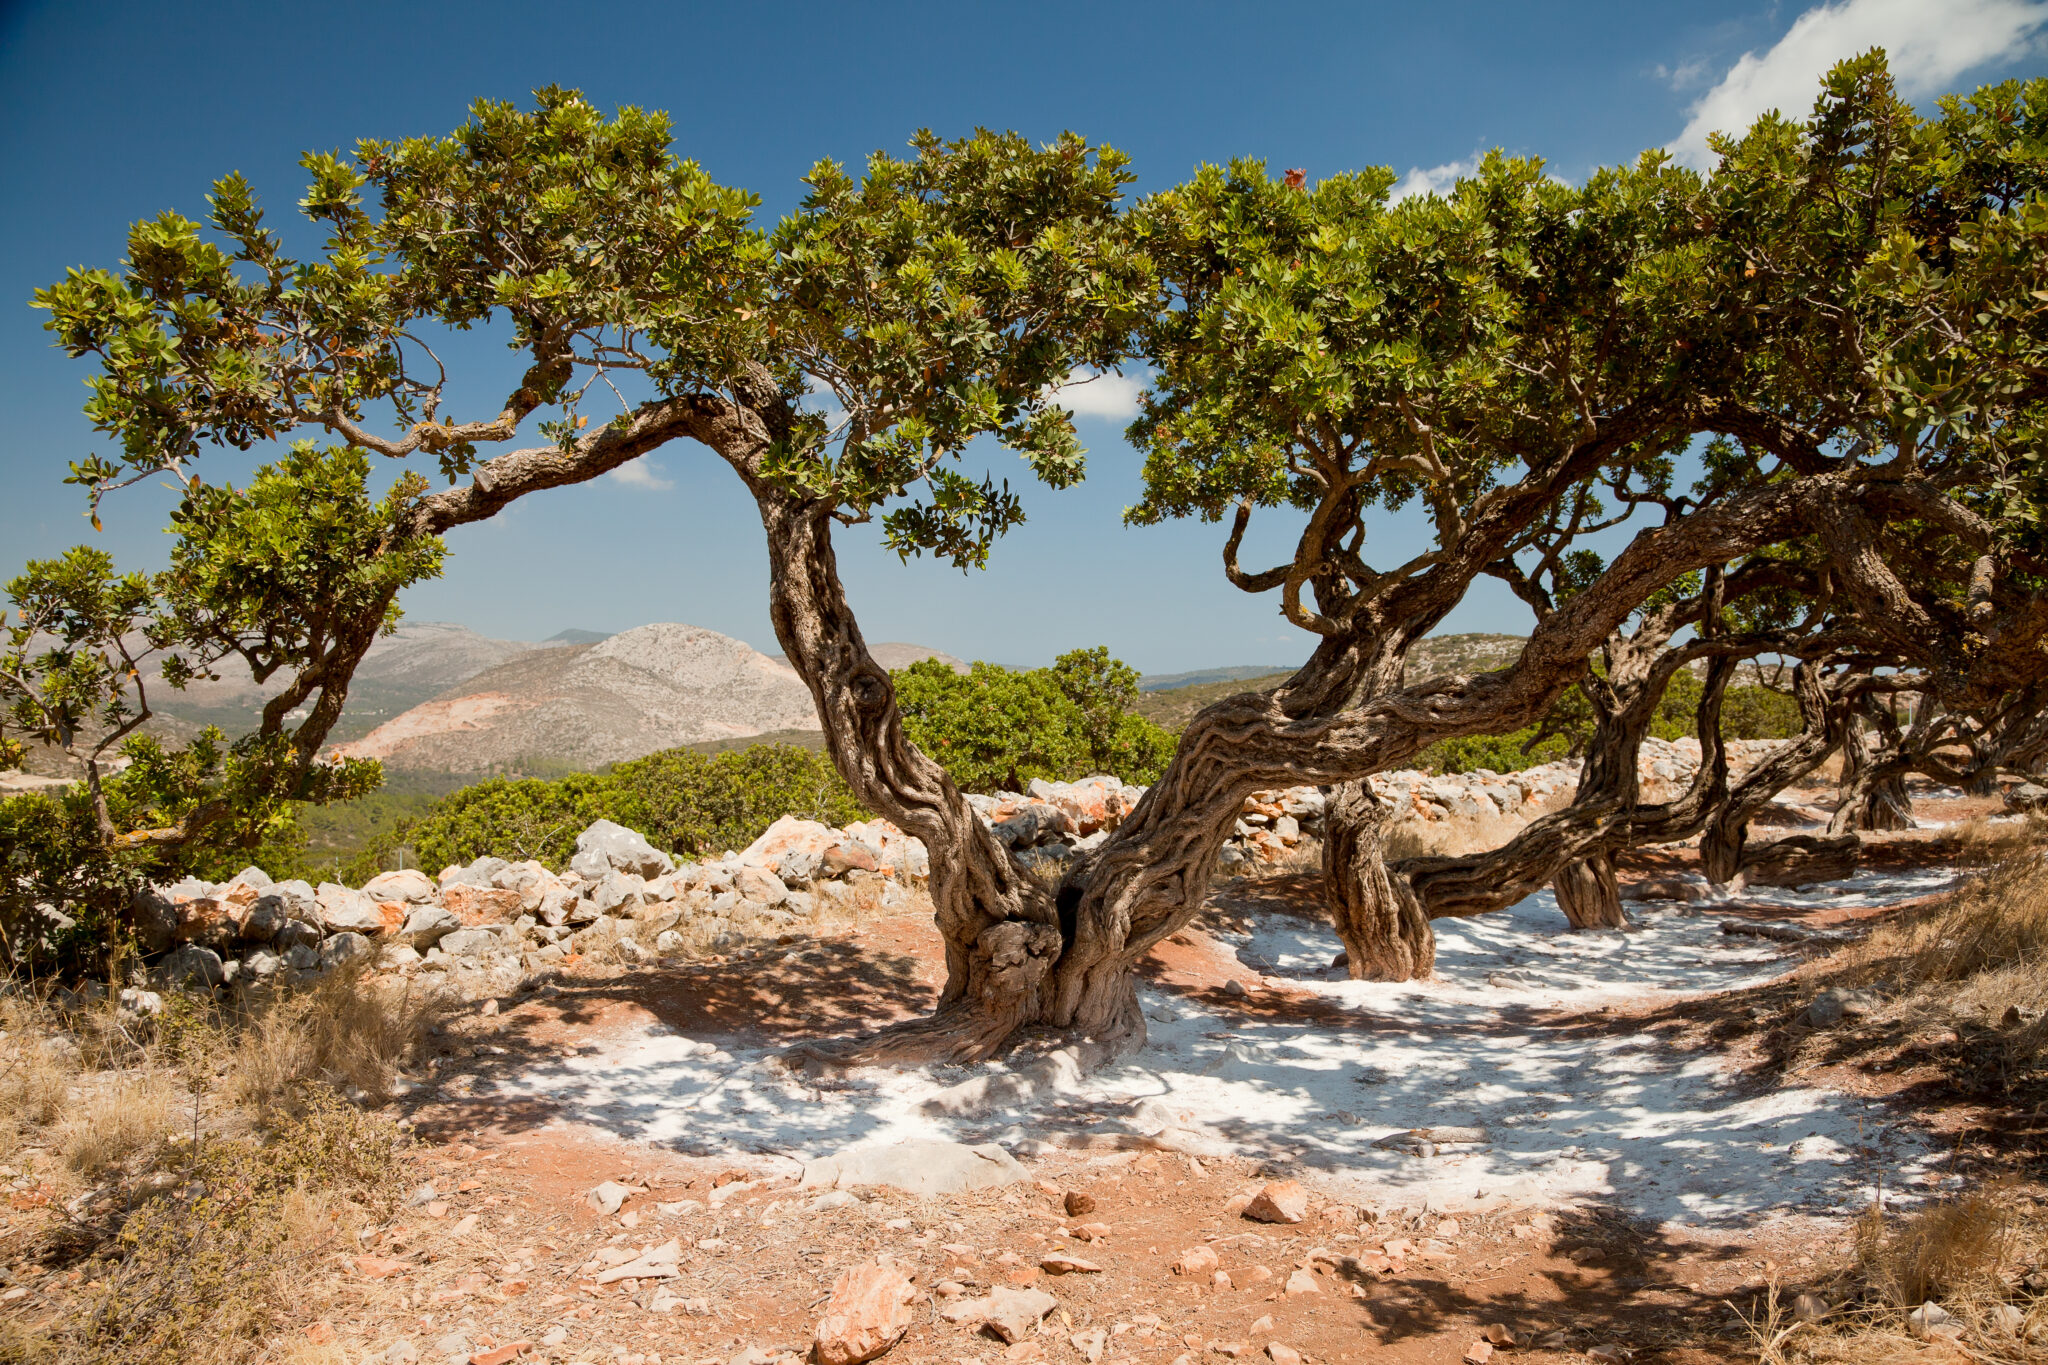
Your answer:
332;623;821;773
546;628;613;645
1135;634;1528;730
16;621;552;760
772;642;969;675
1138;665;1293;692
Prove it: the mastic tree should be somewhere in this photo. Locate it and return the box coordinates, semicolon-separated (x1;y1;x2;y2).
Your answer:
0;444;440;968
1274;61;2048;977
30;66;2045;1058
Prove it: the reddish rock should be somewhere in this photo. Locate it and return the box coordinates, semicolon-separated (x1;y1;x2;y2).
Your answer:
1243;1181;1308;1224
352;1254;410;1279
1173;1246;1220;1277
469;1344;533;1365
1039;1253;1101;1275
813;1260;919;1365
440;883;523;925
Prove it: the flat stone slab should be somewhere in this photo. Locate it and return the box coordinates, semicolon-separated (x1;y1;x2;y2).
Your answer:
799;1137;1026;1199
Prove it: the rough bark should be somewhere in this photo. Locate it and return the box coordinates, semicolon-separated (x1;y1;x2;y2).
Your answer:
1322;781;1435;980
1736;833;1861;888
1700;662;1850;885
1554;853;1625;929
752;487;1080;1064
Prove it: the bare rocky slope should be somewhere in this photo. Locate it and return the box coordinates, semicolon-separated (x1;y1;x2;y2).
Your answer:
140;620;549;744
332;623;823;773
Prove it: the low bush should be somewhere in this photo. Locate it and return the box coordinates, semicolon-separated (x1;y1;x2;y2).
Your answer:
893;647;1178;792
356;742;865;873
27;1091;407;1365
612;743;867;858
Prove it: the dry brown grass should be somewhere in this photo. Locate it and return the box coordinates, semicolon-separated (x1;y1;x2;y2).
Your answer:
1856;1193;2023;1308
228;963;442;1114
55;1070;174;1177
1838;843;2048;1075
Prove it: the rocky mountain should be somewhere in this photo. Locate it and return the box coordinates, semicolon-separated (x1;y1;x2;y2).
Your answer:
332;623;823;773
136;621;550;744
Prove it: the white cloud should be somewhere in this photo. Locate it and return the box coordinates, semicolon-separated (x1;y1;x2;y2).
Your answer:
1388;158;1478;203
1668;0;2048;170
608;457;674;491
1046;368;1146;420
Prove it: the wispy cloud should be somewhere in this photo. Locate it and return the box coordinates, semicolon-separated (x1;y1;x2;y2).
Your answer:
1389;158;1478;203
608;457;674;491
1045;368;1146;421
1668;0;2048;170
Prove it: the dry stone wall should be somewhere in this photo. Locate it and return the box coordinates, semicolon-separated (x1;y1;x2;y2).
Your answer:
130;736;1788;997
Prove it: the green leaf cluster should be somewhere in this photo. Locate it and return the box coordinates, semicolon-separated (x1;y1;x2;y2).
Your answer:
358;743;866;876
893;648;1177;792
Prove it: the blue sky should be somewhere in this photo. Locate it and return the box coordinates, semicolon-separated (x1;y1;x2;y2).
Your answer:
2;0;2043;672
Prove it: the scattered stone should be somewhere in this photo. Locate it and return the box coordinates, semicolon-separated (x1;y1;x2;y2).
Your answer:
1248;1317;1275;1335
353;1254;410;1279
1990;1302;2024;1335
316;882;385;934
1064;1191;1096;1217
469;1345;532;1365
1481;1324;1517;1346
1462;1344;1494;1365
1212;1270;1232;1290
1222;980;1247;998
1790;1293;1828;1324
1243;1181;1308;1224
1908;1302;1960;1342
1434;1218;1461;1238
401;905;463;949
588;1181;634;1216
1174;1246;1220;1277
1040;1253;1101;1275
1586;1347;1627;1364
813;1259;919;1365
1070;1328;1107;1363
1806;988;1880;1028
1283;1269;1320;1297
385;1339;420;1364
809;1190;861;1213
1069;1222;1111;1242
938;1285;1057;1343
2006;781;2048;812
1264;1345;1300;1365
800;1138;1026;1199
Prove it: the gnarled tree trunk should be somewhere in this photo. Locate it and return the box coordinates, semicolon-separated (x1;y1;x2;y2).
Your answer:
1322;781;1434;979
754;486;1072;1063
1554;851;1625;928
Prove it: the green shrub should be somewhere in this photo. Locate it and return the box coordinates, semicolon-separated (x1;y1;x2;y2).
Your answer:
384;771;640;873
356;743;866;873
613;744;866;857
894;647;1178;791
1413;726;1575;776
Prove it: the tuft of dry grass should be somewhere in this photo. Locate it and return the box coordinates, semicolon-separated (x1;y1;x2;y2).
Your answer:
0;1042;73;1137
1855;1193;2021;1309
228;964;441;1115
55;1071;174;1178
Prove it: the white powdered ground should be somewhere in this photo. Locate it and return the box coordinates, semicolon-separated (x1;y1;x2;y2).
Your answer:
490;868;1958;1230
